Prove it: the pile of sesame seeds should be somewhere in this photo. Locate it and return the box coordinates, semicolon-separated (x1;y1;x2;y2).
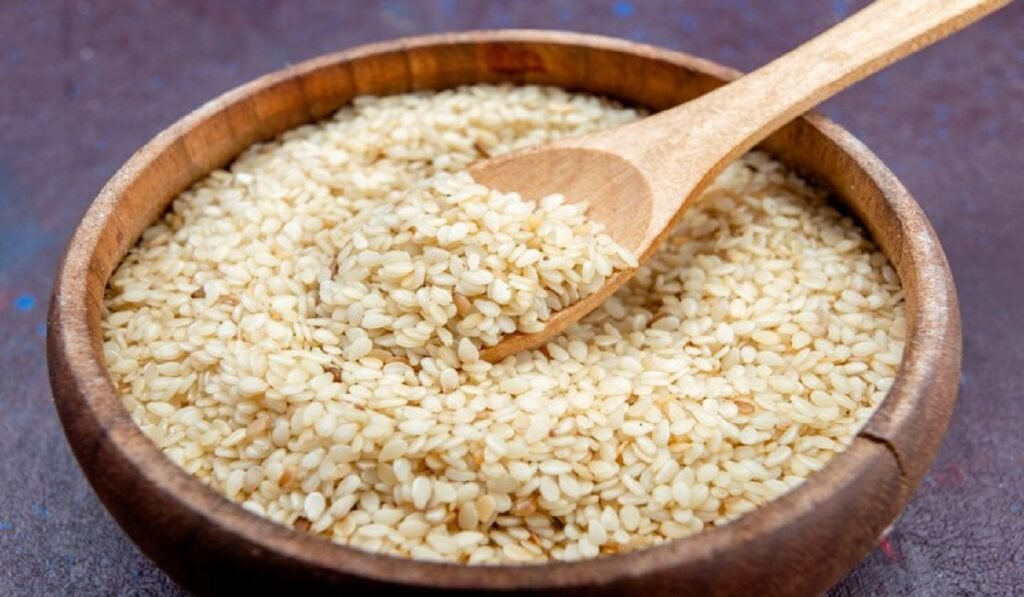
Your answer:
318;170;636;366
102;85;906;564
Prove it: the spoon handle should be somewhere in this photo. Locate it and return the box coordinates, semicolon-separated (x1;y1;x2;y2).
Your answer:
611;0;1008;244
696;0;1008;145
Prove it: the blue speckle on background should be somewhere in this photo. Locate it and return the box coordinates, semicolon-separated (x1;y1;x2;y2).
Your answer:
719;45;741;63
32;503;49;519
439;0;457;16
612;0;635;18
677;15;698;33
484;9;514;28
831;0;852;20
628;27;652;43
934;102;950;123
0;521;12;531
981;81;996;99
6;50;21;64
382;0;407;16
36;323;47;337
14;294;36;311
730;0;756;21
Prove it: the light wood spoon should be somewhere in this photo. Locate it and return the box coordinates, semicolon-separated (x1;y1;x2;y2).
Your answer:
475;0;1006;363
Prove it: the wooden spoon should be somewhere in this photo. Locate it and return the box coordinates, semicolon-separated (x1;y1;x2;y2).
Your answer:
474;0;1006;363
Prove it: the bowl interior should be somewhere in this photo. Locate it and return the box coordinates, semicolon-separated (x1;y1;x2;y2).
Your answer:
48;31;960;596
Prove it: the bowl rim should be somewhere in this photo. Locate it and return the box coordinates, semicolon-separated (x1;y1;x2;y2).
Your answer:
47;29;960;592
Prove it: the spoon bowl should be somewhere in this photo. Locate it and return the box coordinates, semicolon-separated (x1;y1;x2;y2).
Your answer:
470;146;650;361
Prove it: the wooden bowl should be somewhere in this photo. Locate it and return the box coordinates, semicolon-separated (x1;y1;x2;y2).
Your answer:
47;31;960;596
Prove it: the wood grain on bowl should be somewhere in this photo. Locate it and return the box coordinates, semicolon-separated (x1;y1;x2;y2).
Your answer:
47;30;960;596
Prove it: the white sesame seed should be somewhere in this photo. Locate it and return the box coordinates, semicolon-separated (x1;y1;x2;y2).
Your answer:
303;492;326;521
539;460;572;476
238;377;268;397
411;476;432;510
344;337;374;360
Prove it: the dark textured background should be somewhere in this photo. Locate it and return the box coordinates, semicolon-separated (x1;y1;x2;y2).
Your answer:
2;1;1022;594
